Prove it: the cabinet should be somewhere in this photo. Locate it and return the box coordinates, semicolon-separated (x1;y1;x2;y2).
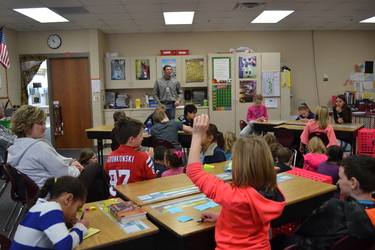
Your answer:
208;52;289;136
156;55;207;87
105;56;156;89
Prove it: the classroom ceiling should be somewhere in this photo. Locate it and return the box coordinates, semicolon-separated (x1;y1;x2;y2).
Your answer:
0;0;375;34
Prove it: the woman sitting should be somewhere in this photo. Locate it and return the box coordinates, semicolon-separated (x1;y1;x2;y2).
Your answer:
7;105;109;202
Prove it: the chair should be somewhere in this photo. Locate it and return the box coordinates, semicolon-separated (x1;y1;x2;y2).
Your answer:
0;151;10;198
239;120;247;131
2;164;39;238
151;138;175;149
308;132;329;146
330;235;375;250
274;128;296;148
0;234;12;250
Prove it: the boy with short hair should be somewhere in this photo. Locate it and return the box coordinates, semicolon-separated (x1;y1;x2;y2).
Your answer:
105;117;156;197
151;110;192;150
144;103;166;126
153;146;168;178
275;147;293;173
176;104;197;127
272;154;375;249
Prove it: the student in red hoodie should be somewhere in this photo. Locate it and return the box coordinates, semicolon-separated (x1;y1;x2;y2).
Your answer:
186;114;285;250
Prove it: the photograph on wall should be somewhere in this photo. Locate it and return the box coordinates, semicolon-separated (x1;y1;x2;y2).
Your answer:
239;56;257;79
135;59;150;80
110;59;125;80
185;58;204;82
161;58;177;77
239;80;257;103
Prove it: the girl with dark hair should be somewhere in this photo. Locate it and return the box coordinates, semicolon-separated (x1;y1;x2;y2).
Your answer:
333;94;352;124
201;123;226;164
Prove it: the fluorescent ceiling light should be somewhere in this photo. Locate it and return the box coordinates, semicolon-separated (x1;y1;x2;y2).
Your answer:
14;7;69;23
163;11;194;25
252;10;294;23
360;16;375;23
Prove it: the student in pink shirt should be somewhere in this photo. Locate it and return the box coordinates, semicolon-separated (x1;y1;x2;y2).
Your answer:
161;149;184;177
240;94;268;137
303;137;328;172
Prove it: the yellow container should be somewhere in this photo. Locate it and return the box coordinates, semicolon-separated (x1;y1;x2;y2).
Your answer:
135;98;141;108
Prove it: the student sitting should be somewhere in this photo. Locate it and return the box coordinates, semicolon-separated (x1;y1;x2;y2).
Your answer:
275;147;293;173
150;110;192;150
187;114;286;249
111;110;126;151
11;176;89;250
201;123;226;164
78;148;98;165
153;146;168;178
303;137;328;172
295;103;315;122
105;117;156;197
264;133;277;146
161;149;184;177
176;104;197;127
317;145;344;185
223;131;236;161
144;103;166;126
269;142;283;164
271;154;375;250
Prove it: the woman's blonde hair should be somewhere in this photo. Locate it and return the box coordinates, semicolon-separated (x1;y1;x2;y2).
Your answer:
307;137;327;154
11;105;47;138
313;106;329;130
78;148;96;164
253;94;263;101
223;131;236;153
231;135;277;192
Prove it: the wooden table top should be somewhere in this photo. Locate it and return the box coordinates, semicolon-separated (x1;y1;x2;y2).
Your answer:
253;120;286;125
86;125;190;136
142;193;221;237
76;199;159;250
277;173;337;206
282;121;364;132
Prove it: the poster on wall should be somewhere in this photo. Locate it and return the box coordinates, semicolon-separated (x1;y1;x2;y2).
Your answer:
239;56;257;79
161;58;177;77
212;84;232;111
185;58;204;82
262;71;280;97
135;59;150;80
239;80;257;103
110;59;125;80
212;57;231;81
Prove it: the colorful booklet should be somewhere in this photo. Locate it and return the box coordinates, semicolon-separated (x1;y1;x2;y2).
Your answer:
107;201;147;224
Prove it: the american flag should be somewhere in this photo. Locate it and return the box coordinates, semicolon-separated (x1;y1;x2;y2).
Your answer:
0;28;10;69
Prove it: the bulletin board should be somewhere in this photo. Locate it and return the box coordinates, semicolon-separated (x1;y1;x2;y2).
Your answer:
211;57;232;111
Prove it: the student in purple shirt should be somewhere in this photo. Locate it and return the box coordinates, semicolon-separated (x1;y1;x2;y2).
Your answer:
317;145;344;185
295;103;315;122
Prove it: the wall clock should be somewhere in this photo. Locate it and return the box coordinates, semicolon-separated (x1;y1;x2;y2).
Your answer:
47;34;62;49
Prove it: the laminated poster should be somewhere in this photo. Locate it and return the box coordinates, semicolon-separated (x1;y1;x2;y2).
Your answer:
185;58;204;82
239;80;256;103
239;56;257;79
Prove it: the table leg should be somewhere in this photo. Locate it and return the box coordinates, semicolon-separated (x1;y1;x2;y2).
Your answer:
97;138;104;165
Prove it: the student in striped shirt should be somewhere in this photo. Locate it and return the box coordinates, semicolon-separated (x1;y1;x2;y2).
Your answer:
11;176;89;250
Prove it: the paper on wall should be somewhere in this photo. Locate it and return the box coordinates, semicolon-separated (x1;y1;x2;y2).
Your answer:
363;81;374;90
354;82;362;92
353;72;364;81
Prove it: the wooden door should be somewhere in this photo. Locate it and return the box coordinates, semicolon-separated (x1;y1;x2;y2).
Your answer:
50;58;92;149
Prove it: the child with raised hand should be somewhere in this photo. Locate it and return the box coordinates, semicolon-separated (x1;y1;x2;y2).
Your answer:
78;148;97;165
296;103;315;122
223;131;236;161
240;94;268;137
317;145;344;184
201;123;226;164
11;176;88;250
161;149;185;177
187;114;285;250
303;137;328;172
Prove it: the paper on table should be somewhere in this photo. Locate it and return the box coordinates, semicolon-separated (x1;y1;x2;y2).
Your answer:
83;227;100;240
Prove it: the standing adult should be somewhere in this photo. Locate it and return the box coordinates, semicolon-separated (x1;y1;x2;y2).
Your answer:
153;65;183;120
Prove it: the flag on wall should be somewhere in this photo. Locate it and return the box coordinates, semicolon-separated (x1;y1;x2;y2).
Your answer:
0;28;10;69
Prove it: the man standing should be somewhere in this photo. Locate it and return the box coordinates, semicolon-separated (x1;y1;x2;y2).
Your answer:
153;65;183;120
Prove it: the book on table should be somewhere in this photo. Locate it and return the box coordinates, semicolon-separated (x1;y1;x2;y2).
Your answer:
107;201;147;224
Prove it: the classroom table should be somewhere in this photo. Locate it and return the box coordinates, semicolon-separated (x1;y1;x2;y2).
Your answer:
142;193;221;250
272;173;337;227
85;125;152;165
275;122;364;154
253;120;286;134
75;199;159;250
